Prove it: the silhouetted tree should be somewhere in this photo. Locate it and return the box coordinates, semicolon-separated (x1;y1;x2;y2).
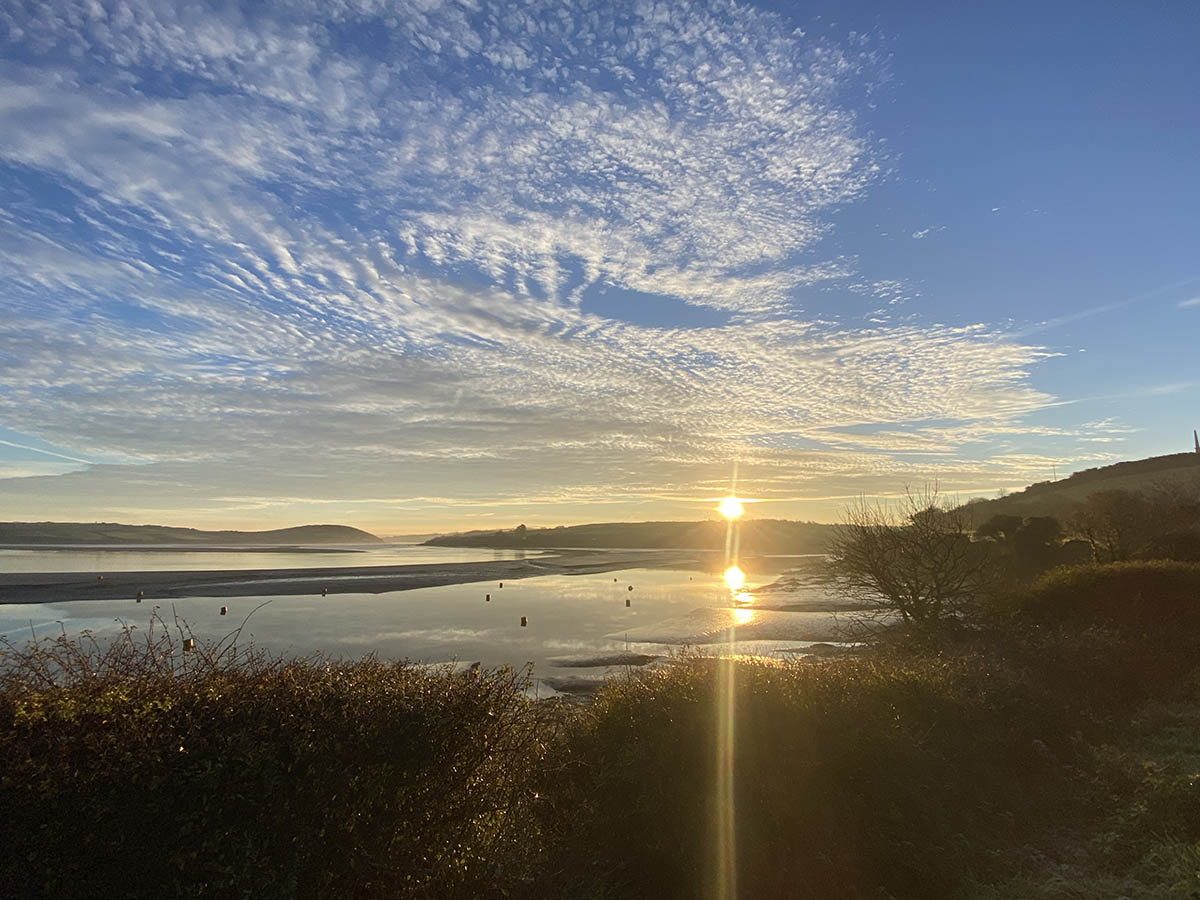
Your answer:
830;488;999;628
976;514;1023;543
1011;516;1062;576
1071;490;1152;562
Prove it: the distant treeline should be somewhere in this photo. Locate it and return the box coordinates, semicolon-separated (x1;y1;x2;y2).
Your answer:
0;522;381;545
424;519;837;554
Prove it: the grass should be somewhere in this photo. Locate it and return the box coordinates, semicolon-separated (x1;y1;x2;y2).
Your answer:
971;671;1200;899
2;563;1200;899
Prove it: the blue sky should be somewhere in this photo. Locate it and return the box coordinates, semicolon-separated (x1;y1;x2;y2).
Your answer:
0;0;1196;532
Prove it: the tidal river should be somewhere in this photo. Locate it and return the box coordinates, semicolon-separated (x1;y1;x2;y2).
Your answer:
0;547;861;696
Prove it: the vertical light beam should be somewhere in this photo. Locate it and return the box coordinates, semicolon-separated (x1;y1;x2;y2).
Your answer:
715;655;736;900
715;465;740;900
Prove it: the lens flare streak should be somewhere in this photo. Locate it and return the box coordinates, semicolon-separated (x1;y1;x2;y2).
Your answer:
715;655;736;900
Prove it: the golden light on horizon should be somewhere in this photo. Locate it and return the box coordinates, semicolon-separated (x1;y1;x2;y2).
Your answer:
717;496;744;519
723;565;745;592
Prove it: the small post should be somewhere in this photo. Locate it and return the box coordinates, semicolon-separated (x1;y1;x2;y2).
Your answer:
499;582;504;588
97;575;104;582
485;593;491;601
520;616;527;627
220;606;228;616
625;597;631;607
183;638;195;652
322;587;328;597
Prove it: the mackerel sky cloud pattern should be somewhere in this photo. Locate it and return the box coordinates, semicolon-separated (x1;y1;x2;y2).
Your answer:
0;0;1159;528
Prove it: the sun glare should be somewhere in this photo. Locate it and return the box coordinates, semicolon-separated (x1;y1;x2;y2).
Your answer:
723;566;745;592
717;497;744;518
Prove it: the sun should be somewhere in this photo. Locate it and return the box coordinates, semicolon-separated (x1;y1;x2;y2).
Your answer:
717;497;744;519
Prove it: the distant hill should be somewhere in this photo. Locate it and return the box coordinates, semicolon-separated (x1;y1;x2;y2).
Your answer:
0;522;382;545
963;452;1200;522
424;519;836;554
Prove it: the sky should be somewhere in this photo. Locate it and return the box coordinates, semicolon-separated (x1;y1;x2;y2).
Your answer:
0;0;1197;533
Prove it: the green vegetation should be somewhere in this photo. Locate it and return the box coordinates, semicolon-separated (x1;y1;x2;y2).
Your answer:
963;451;1200;522
1018;560;1200;631
974;671;1200;900
0;623;553;899
0;522;382;545
425;518;837;554
4;560;1200;898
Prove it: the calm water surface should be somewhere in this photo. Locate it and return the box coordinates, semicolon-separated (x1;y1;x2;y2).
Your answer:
0;556;858;693
0;544;551;573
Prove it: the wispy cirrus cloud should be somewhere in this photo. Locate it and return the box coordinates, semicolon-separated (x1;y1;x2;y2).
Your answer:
0;0;1086;526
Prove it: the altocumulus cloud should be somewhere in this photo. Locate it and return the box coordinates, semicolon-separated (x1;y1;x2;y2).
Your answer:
0;0;1082;524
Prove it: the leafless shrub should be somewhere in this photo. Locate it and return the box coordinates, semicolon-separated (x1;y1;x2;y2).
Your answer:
829;486;1000;630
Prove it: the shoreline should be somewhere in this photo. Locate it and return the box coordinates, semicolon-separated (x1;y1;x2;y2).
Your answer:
0;549;707;605
0;544;364;553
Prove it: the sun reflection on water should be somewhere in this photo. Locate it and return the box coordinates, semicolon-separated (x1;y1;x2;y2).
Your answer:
723;565;745;592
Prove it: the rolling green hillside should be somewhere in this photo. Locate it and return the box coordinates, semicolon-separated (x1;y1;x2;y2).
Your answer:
964;451;1200;521
0;522;382;545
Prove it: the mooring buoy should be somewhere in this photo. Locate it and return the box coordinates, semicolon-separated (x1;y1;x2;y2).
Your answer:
628;585;633;592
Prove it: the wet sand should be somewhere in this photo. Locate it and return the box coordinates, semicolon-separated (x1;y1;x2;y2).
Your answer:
0;549;706;604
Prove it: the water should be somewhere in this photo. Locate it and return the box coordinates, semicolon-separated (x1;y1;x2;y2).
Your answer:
0;544;551;574
0;557;858;690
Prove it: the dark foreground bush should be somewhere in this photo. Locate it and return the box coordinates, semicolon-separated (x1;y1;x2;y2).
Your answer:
0;621;557;900
4;595;1200;900
546;653;1078;900
1009;562;1200;692
1019;561;1200;630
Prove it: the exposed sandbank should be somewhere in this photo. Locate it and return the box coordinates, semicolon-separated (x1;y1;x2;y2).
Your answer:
0;549;706;605
0;544;359;553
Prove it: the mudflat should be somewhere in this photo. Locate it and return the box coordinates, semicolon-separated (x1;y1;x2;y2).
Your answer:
0;549;707;604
